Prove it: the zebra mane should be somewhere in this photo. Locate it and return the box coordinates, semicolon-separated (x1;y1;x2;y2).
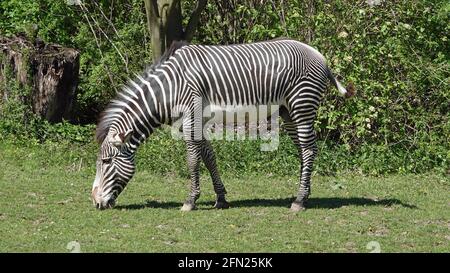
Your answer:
95;40;189;143
146;40;190;73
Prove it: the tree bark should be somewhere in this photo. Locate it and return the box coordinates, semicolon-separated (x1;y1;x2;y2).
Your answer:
145;0;182;61
144;0;207;61
306;0;315;44
0;36;80;123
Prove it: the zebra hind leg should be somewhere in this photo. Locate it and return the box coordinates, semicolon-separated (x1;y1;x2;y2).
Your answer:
291;129;318;212
283;112;318;212
181;140;203;211
200;140;229;209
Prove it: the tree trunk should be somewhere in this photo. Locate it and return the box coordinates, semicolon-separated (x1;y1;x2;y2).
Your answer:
144;0;207;61
306;0;315;44
0;36;80;123
144;0;183;61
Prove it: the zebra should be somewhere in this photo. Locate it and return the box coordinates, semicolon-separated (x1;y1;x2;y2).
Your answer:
91;38;355;211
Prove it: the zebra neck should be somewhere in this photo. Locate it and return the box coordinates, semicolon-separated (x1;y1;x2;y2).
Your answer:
106;87;163;150
116;69;183;149
103;59;186;151
107;116;157;152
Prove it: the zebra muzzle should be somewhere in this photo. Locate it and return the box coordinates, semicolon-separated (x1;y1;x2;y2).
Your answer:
91;187;99;205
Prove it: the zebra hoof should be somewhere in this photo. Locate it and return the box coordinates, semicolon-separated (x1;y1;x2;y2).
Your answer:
290;202;306;212
214;200;230;209
181;203;196;211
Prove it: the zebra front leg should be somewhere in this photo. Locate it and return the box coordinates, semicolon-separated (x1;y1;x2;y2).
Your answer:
200;140;229;209
181;140;202;211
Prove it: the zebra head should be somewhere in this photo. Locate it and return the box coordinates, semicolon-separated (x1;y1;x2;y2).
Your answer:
91;129;135;209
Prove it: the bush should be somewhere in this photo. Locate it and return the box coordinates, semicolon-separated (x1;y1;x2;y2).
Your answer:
195;0;450;174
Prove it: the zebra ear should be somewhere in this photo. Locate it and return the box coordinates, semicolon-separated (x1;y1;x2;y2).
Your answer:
109;129;133;147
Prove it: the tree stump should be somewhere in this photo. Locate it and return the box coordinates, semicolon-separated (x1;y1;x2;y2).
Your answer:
0;35;80;122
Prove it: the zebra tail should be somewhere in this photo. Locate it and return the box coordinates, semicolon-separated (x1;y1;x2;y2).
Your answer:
327;67;355;98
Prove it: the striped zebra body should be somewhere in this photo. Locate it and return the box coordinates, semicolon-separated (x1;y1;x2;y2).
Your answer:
91;38;354;211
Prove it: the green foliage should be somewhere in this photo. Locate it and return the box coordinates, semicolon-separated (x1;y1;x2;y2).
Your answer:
71;0;152;122
137;127;448;176
195;0;449;174
0;0;79;45
0;59;36;140
198;0;449;145
0;0;449;175
1;0;151;122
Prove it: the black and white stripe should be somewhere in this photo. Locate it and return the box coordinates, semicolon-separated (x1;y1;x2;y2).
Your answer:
92;38;353;211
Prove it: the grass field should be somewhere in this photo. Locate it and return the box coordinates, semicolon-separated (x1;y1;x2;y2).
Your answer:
0;142;449;252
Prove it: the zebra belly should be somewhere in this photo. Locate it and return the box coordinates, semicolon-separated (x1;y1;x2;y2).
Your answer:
204;103;280;125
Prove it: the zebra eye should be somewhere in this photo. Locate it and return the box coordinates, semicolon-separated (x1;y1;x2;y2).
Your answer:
102;158;112;164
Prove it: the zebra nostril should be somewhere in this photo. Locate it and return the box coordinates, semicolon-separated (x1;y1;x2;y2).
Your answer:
96;203;101;209
107;199;115;208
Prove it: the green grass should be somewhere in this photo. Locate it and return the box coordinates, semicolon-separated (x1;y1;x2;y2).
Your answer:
0;141;449;252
